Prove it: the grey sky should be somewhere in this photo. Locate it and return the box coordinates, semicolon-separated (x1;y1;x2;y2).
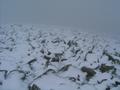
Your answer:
0;0;120;39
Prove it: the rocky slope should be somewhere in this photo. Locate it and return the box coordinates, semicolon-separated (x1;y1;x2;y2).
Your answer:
0;24;120;90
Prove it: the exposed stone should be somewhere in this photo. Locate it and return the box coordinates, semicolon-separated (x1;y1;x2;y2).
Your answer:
81;66;96;81
103;51;120;64
69;77;76;82
0;70;8;79
0;81;2;85
113;81;120;87
58;64;71;72
29;84;41;90
106;86;110;90
99;64;114;73
61;59;67;62
51;57;59;62
44;55;51;60
27;58;37;70
28;59;37;65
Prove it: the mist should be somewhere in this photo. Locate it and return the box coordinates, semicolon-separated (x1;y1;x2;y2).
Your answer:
0;0;120;40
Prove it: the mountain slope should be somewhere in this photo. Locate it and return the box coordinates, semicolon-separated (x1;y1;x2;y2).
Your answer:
0;24;120;90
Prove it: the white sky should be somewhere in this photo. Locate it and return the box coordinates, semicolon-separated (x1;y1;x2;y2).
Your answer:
0;0;120;40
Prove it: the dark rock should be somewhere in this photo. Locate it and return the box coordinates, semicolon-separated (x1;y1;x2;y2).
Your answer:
51;38;61;43
106;86;110;90
75;49;80;54
41;39;46;43
31;45;35;50
40;49;44;54
81;66;96;81
103;51;120;64
114;52;120;57
44;55;51;60
45;60;50;68
69;77;76;82
40;69;56;77
51;57;59;62
32;69;56;82
88;50;92;54
7;70;28;80
27;59;37;70
97;79;107;84
113;81;120;87
0;70;8;79
77;75;80;81
0;81;2;85
47;51;51;55
99;64;114;73
9;48;13;52
61;59;67;62
58;64;71;72
51;53;63;62
115;81;120;86
28;59;37;65
55;53;63;57
28;53;31;56
67;40;78;47
29;84;41;90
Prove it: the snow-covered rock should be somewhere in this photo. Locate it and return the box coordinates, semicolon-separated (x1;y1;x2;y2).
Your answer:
0;24;120;90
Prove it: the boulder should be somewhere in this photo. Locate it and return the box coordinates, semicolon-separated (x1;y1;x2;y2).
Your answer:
29;84;41;90
81;66;96;81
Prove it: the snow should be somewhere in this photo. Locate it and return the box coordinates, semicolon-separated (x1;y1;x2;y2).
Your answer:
0;24;120;90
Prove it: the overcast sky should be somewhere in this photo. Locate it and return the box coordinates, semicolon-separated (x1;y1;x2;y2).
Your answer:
0;0;120;39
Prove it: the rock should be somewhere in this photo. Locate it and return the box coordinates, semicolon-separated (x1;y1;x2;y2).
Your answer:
115;81;120;86
40;49;44;54
7;70;28;80
28;59;37;65
44;55;51;60
81;66;96;81
58;64;71;72
51;57;59;62
113;81;120;87
27;59;37;70
47;51;51;55
99;64;114;73
41;39;46;43
103;51;120;64
106;86;110;90
41;69;56;76
0;70;8;79
29;84;41;90
54;53;63;58
69;77;76;82
0;81;2;85
67;40;78;47
61;59;67;62
51;53;63;62
97;79;107;84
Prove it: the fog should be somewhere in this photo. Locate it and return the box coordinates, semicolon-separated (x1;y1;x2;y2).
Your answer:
0;0;120;40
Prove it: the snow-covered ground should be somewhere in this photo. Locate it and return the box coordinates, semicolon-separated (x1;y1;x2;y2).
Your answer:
0;24;120;90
